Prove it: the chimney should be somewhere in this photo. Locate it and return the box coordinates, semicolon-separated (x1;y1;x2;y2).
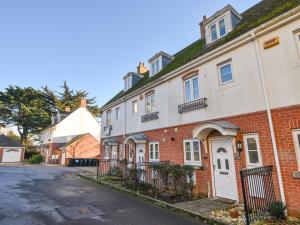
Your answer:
200;15;207;39
80;98;87;108
65;106;71;112
137;62;148;74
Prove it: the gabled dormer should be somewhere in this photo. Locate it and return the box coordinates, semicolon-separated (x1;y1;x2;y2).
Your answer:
148;51;174;77
124;62;148;92
199;5;242;44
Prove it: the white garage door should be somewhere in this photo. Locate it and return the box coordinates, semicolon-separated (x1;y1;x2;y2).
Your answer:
2;149;22;162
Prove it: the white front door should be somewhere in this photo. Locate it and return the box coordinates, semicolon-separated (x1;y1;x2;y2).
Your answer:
61;150;66;165
211;139;238;201
136;144;145;181
2;149;22;162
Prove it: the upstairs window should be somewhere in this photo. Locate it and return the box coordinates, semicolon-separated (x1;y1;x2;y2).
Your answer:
294;30;300;56
210;24;217;42
218;61;233;85
219;19;226;37
149;142;159;161
132;100;138;114
244;134;262;168
292;130;300;170
106;110;111;125
115;107;120;120
124;77;132;91
150;59;160;76
184;139;201;165
184;76;199;102
145;93;155;114
209;17;227;42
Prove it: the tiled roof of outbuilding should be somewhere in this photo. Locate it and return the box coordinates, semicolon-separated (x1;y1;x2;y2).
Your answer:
102;0;300;108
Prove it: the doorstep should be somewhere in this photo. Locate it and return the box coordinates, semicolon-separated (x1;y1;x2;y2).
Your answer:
78;173;230;225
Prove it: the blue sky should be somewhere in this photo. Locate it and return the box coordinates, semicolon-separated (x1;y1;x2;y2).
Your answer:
0;0;260;106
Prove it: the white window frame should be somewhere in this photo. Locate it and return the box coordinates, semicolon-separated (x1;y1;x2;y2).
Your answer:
115;107;120;120
183;139;201;165
294;30;300;58
132;100;138;114
209;16;227;42
150;58;161;76
292;129;300;171
104;146;110;159
106;110;111;125
218;60;234;85
145;93;155;114
184;75;200;103
149;142;159;161
243;134;263;168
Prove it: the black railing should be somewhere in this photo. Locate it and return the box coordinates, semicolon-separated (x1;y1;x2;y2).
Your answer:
68;158;98;167
97;159;197;201
141;111;159;122
240;166;276;225
178;98;208;113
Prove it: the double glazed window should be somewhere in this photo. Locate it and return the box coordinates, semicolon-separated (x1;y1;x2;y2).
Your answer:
149;142;159;161
151;59;160;76
244;134;262;168
184;139;201;164
115;107;120;120
106;110;112;125
209;17;227;42
218;61;233;84
132;100;138;114
145;93;155;114
292;130;300;170
184;76;200;102
294;30;300;56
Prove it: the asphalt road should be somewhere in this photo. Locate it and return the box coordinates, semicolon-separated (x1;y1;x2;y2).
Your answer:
0;165;207;225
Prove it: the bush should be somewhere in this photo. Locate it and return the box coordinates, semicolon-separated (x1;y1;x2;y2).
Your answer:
28;154;43;164
268;201;286;220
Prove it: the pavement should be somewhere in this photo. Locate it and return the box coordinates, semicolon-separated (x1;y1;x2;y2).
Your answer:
0;164;207;225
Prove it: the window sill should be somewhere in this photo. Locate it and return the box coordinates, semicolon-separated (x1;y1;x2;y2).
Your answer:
292;171;300;179
184;163;204;170
178;98;208;114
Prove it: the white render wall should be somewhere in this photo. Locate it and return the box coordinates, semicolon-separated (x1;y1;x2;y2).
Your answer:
101;18;300;139
42;107;101;144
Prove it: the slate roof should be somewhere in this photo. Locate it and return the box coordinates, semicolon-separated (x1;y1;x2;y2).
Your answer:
0;135;23;147
102;0;300;109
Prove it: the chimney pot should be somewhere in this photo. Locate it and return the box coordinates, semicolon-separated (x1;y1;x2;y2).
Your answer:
80;98;87;108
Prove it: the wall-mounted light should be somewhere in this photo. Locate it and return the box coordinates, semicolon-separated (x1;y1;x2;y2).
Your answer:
236;140;243;154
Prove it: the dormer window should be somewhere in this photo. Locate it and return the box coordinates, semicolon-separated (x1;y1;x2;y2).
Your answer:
200;5;242;44
149;51;173;77
209;17;227;42
124;76;132;91
124;72;144;92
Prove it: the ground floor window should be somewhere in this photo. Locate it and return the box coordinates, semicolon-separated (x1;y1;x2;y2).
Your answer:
292;130;300;170
183;139;201;165
128;144;134;161
104;146;110;159
149;142;159;161
243;134;262;168
119;144;124;159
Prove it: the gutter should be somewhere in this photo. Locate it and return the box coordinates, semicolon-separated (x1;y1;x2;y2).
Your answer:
101;5;300;111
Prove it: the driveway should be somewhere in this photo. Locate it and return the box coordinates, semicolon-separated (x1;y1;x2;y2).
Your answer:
0;165;207;225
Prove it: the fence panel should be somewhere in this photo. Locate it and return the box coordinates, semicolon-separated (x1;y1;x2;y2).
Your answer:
240;166;276;225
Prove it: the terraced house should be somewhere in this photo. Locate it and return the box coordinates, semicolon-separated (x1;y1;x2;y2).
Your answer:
100;0;300;217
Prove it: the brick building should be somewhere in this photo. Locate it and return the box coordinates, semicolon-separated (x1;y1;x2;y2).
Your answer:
100;0;300;217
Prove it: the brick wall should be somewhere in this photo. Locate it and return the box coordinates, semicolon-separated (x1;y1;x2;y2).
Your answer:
101;105;300;217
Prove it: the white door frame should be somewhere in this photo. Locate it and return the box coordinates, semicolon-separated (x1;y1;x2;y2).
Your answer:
209;136;239;201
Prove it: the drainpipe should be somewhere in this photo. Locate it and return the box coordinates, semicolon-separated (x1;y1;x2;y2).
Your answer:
252;32;286;204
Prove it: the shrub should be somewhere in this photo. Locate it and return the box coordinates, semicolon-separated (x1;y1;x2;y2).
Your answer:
28;154;43;164
268;201;286;220
109;166;122;177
